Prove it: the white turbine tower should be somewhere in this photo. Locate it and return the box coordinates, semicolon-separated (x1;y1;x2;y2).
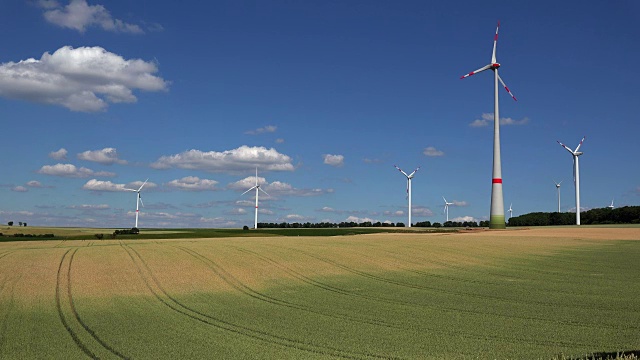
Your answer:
442;196;453;222
242;168;269;229
461;21;517;229
557;136;586;225
508;203;513;220
394;165;420;227
608;199;615;210
125;179;148;229
553;180;562;213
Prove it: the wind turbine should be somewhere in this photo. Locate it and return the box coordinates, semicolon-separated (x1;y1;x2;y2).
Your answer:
125;179;148;229
553;180;562;213
608;199;615;210
461;21;517;229
394;165;420;227
442;196;453;222
508;203;513;220
557;136;586;225
242;168;269;229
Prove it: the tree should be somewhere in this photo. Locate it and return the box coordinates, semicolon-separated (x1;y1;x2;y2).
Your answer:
243;225;249;230
23;223;27;227
396;222;405;227
8;221;13;226
432;222;442;228
19;222;23;226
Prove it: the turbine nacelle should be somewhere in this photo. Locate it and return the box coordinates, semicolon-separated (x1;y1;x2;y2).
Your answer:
491;63;501;69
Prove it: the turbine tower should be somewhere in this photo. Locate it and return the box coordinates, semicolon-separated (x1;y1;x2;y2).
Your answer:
394;165;420;227
442;196;453;222
557;136;586;225
125;179;148;229
608;199;615;209
242;168;269;229
553;180;562;213
461;21;517;229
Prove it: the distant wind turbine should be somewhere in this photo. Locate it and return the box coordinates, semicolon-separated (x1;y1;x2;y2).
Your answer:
394;165;420;227
125;179;148;229
557;136;586;225
608;199;615;210
461;21;517;229
242;168;269;229
442;196;454;222
553;180;562;213
508;203;513;220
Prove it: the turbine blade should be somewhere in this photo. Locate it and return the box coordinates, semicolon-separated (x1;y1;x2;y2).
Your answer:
258;187;270;197
394;165;409;178
497;74;517;101
442;196;447;203
575;136;586;152
242;186;257;196
124;188;137;192
408;167;421;177
139;195;144;208
557;141;575;154
460;64;492;79
491;21;500;64
138;178;149;192
572;157;576;184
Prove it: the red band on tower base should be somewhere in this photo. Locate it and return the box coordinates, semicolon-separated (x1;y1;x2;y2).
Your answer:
492;178;502;184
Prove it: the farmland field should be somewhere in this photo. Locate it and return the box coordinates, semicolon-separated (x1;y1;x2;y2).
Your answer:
0;227;639;359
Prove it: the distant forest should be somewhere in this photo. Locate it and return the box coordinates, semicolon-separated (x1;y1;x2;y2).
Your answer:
507;206;640;226
256;206;640;229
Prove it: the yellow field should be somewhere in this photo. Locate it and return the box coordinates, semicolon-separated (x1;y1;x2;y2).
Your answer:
1;227;639;359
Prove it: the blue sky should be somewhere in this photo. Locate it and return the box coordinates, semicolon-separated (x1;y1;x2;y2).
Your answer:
1;0;638;228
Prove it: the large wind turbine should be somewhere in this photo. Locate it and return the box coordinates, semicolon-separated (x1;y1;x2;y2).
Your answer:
242;168;269;229
394;165;420;227
125;179;148;229
442;196;453;222
461;21;517;229
553;180;563;213
557;136;586;225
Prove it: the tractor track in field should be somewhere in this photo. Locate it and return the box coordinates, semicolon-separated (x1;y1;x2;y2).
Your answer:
121;243;401;360
56;249;98;359
0;251;13;262
232;246;595;349
56;248;129;359
287;246;640;315
173;245;401;330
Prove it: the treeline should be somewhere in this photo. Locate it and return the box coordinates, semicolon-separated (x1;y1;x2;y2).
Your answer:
508;206;640;226
256;220;486;229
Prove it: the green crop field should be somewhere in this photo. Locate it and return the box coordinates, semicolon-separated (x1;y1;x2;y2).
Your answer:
0;227;639;359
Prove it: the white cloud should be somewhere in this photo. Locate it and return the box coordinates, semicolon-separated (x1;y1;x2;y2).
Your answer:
423;146;444;157
452;200;468;207
451;216;478;223
81;179;127;191
412;206;434;217
77;147;127;164
225;208;247;215
227;176;267;191
37;163;115;178
68;204;110;210
469;113;529;127
49;148;68;160
245;125;277;135
26;180;44;188
323;154;344;167
151;146;294;173
0;46;168;112
345;216;378;223
275;138;285;144
166;176;218;191
40;0;143;33
285;214;308;221
228;177;332;197
12;186;28;192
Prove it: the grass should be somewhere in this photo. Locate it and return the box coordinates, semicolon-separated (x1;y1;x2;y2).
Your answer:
0;227;638;359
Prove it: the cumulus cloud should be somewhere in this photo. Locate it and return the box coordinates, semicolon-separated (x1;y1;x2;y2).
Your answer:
77;147;127;164
412;206;434;217
12;186;28;192
166;176;218;191
37;163;115;178
151;146;294;173
0;46;168;112
27;180;44;188
451;200;468;207
40;0;143;33
228;177;332;197
245;125;277;135
68;204;110;210
423;146;444;157
469;113;529;127
81;179;127;191
284;214;310;221
451;216;478;223
49;148;68;160
323;154;344;167
345;216;378;223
